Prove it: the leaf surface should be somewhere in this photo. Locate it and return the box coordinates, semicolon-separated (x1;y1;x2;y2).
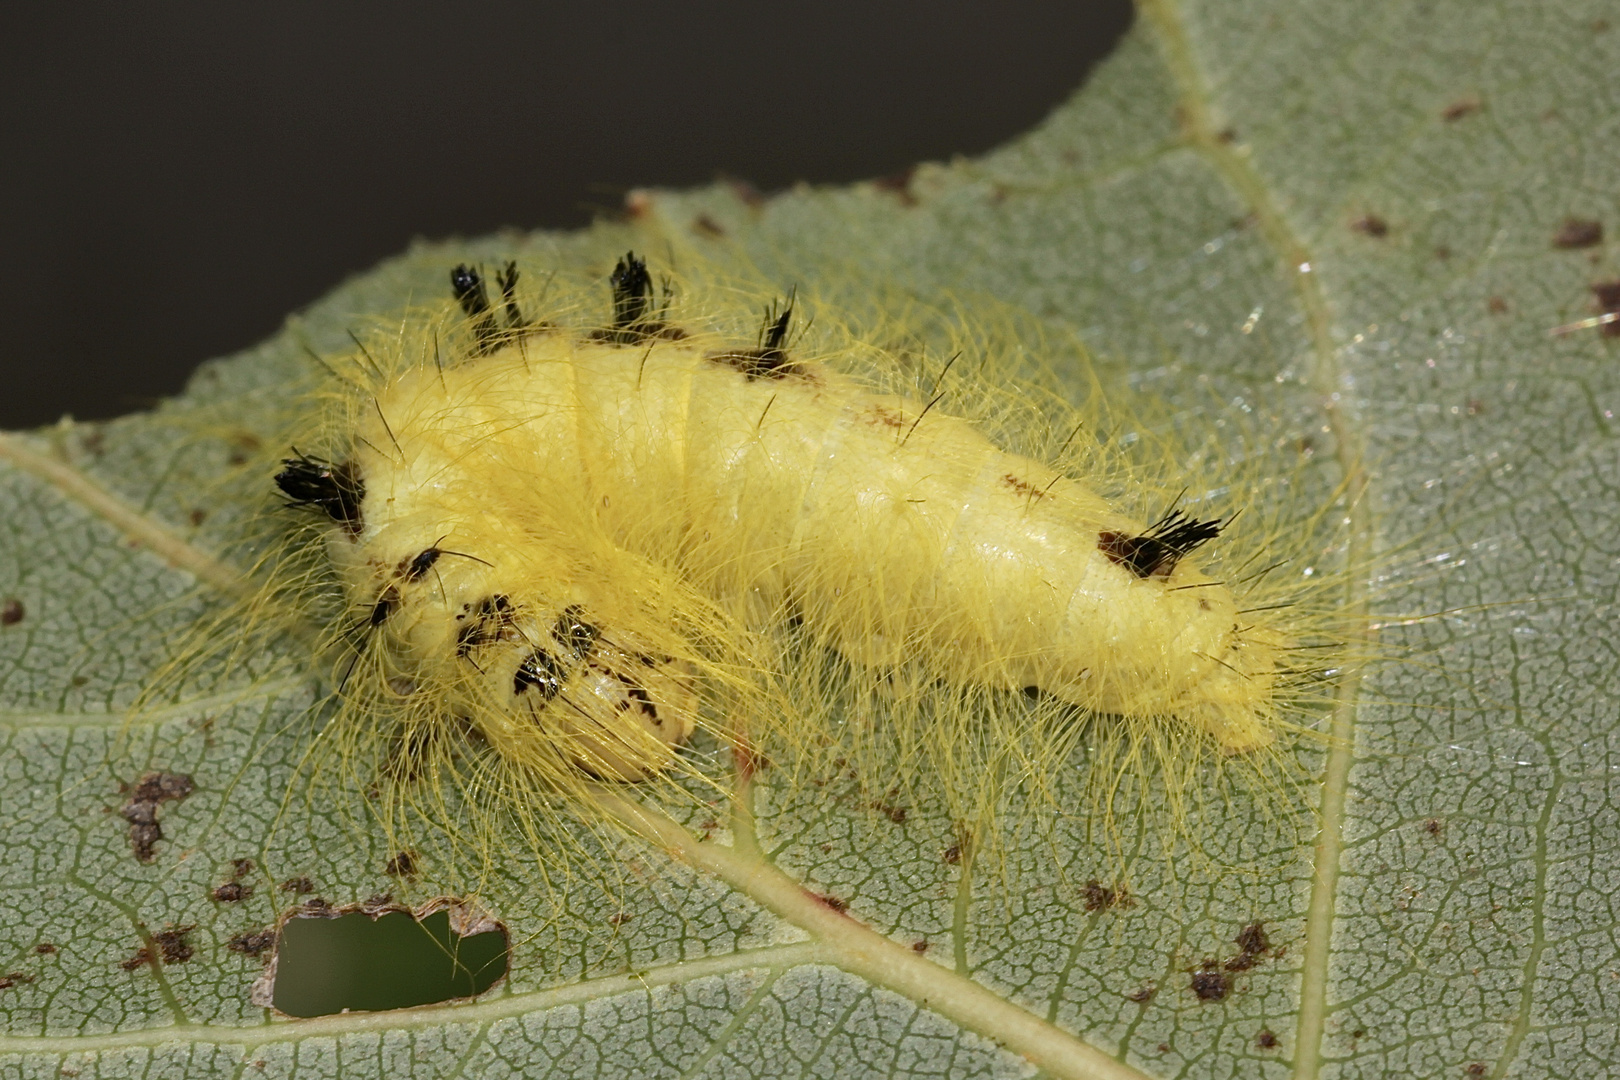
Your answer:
2;2;1615;1077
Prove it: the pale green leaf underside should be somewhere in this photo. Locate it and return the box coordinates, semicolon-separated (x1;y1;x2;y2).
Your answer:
2;1;1616;1078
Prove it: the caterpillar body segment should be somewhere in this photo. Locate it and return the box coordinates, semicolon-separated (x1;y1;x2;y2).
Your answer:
289;255;1285;790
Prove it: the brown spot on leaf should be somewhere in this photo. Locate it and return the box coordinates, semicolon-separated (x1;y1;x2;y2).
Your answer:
1081;879;1135;912
360;893;394;915
1221;921;1273;971
34;944;55;955
1;598;23;626
227;930;276;958
1442;96;1482;121
153;926;195;964
279;877;314;894
384;851;417;878
1351;214;1389;238
1234;921;1270;957
212;881;252;903
1126;985;1156;1003
117;772;194;862
1256;1029;1279;1049
1190;967;1230;1001
1593;280;1620;337
691;214;726;238
724;176;765;208
1554;218;1604;249
872;167;918;206
1487;296;1509;314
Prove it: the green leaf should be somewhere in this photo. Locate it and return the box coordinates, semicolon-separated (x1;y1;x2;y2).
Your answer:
2;2;1614;1077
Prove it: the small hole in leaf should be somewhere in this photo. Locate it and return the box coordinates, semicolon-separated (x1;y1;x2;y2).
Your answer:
271;907;507;1017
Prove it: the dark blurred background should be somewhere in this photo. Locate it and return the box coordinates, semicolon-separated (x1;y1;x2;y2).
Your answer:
1;1;1132;429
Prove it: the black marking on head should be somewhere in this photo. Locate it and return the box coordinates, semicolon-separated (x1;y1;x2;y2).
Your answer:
708;292;801;379
620;682;658;723
401;542;491;583
514;648;566;700
553;605;599;657
1098;510;1223;579
403;547;442;582
457;594;515;655
369;585;400;627
275;454;364;536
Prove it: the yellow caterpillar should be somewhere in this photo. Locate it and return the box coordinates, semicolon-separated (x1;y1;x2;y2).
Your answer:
207;249;1343;874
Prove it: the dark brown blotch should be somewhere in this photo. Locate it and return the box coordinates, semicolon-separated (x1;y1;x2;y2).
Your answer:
1553;218;1604;249
872;167;918;206
118;772;194;863
1351;214;1389;238
708;295;800;380
1592;280;1620;337
212;881;252;903
999;474;1049;502
153;926;195;964
864;405;906;430
274;455;365;537
457;594;517;655
1081;879;1136;912
1190;967;1230;1001
227;930;276;958
1442;96;1483;121
1099;510;1222;579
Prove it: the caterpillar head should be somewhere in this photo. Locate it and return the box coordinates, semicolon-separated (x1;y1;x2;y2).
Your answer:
275;455;699;783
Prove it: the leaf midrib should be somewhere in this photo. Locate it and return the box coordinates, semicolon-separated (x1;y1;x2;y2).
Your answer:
1133;4;1376;1078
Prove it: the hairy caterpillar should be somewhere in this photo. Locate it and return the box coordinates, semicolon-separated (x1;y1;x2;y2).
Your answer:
163;249;1348;880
